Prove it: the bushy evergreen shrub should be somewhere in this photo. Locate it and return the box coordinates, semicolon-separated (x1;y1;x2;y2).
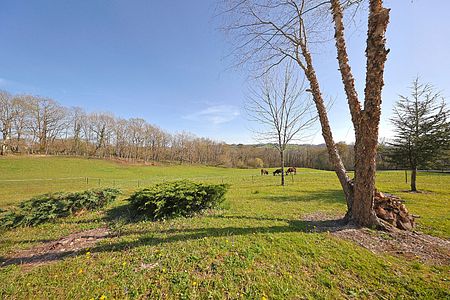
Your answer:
127;180;228;220
0;188;121;228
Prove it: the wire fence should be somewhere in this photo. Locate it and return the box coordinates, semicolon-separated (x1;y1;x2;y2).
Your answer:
0;173;304;190
0;174;296;209
0;169;447;187
0;172;324;205
1;169;448;207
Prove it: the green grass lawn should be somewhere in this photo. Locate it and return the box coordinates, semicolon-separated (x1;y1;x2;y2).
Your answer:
0;156;449;299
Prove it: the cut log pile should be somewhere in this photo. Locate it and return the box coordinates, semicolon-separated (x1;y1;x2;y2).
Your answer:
374;191;416;230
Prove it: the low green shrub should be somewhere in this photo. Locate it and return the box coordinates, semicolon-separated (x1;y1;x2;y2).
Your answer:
128;180;228;220
0;188;121;228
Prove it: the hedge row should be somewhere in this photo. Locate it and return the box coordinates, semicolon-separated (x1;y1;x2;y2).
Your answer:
127;180;228;220
0;181;229;229
0;188;121;229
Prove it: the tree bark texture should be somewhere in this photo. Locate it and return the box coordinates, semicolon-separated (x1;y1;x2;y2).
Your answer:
298;43;353;212
411;168;417;192
352;0;390;226
1;129;9;156
329;0;390;226
280;150;285;186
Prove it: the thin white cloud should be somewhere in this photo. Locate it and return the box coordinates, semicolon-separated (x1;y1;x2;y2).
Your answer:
184;105;240;125
0;78;9;87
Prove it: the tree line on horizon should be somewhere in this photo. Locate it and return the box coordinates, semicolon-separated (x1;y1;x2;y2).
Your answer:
0;89;447;172
0;89;343;169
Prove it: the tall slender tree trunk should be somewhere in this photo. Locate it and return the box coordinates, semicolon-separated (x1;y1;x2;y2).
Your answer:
15;132;21;153
280;150;285;186
410;167;417;192
1;130;7;155
299;46;353;211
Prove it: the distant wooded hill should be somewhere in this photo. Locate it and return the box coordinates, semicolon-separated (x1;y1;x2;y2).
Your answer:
1;90;448;170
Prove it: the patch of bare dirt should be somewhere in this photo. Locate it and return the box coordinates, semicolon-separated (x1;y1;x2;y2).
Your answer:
333;227;450;265
1;227;110;268
302;213;450;265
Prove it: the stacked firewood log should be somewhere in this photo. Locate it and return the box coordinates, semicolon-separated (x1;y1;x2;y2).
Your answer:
374;191;416;230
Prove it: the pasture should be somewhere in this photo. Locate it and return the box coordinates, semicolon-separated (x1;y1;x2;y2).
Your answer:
0;156;449;299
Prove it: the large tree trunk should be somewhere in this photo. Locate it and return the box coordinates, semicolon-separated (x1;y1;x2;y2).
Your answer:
351;119;379;226
350;0;390;227
410;167;417;192
328;0;390;227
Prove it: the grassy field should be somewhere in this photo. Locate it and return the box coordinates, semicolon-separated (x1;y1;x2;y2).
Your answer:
0;156;449;299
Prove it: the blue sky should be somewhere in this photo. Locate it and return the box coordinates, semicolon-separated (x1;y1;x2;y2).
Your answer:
0;0;449;144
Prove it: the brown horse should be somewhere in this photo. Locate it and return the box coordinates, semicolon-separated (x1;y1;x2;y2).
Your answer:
260;169;269;175
286;167;297;175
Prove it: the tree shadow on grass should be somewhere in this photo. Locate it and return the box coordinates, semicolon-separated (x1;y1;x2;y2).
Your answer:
0;238;55;244
211;214;291;223
1;251;80;268
265;189;346;205
1;228;110;268
0;215;351;267
104;203;137;223
86;217;350;255
1;189;353;267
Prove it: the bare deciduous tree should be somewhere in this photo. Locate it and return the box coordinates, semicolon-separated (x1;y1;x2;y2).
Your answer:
0;90;15;155
10;95;29;153
26;96;68;154
88;113;115;157
246;66;316;185
69;107;85;155
222;0;391;227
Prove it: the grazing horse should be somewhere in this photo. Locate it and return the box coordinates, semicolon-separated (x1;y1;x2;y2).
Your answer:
273;168;283;176
260;169;269;175
286;167;297;175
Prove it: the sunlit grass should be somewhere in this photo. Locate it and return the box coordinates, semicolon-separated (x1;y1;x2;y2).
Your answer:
0;156;448;299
